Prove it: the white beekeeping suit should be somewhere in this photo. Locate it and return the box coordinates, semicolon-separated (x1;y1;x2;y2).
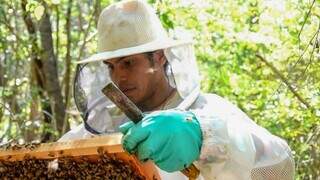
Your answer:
60;0;294;179
60;90;294;180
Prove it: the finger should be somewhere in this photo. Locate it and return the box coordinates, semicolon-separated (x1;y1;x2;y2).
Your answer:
122;127;150;153
119;121;134;134
136;130;169;161
136;139;154;161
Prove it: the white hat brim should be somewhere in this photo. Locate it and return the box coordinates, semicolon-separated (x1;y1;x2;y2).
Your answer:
77;39;192;64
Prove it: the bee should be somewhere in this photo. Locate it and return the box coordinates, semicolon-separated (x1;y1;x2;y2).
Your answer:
48;152;55;157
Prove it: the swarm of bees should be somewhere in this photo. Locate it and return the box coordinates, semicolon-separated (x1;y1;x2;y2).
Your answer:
0;143;145;179
0;140;41;151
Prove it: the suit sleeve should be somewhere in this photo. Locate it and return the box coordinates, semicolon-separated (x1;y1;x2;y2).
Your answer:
190;94;294;180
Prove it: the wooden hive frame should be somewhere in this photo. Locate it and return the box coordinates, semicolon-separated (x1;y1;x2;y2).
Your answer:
0;133;160;180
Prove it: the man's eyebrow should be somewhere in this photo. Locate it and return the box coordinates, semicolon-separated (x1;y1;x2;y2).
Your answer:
102;60;111;65
103;56;128;65
116;56;130;64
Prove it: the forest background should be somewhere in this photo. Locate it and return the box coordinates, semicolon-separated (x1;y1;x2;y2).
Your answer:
0;0;319;179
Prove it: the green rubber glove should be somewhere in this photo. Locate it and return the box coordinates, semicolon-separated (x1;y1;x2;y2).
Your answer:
119;109;202;172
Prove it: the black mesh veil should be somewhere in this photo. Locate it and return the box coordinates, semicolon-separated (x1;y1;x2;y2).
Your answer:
73;45;200;135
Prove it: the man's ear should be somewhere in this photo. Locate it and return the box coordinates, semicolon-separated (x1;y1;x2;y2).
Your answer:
153;50;166;67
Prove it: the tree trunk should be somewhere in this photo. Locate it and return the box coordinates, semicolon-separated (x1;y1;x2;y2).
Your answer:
38;3;68;136
63;0;73;120
0;61;3;86
21;0;55;142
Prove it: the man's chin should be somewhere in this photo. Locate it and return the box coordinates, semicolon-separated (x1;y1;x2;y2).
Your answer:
125;93;139;104
122;90;143;106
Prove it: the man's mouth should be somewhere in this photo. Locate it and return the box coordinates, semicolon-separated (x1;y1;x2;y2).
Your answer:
121;87;136;94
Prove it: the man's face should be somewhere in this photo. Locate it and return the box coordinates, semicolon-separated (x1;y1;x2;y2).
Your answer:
103;52;164;106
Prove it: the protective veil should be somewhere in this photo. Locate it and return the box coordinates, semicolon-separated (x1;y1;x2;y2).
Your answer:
72;44;200;135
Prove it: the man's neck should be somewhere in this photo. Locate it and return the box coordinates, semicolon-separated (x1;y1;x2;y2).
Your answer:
138;84;175;112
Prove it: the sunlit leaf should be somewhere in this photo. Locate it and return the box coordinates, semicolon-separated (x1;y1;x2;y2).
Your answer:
34;5;45;21
51;0;60;5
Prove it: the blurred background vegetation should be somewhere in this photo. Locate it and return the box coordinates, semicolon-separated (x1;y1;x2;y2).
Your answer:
0;0;319;179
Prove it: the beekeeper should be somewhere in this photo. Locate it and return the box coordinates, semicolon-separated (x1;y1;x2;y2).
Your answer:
59;0;295;179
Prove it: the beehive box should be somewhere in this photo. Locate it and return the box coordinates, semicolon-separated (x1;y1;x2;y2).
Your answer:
0;133;160;179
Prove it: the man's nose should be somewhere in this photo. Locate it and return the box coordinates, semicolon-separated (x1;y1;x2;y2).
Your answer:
113;67;129;83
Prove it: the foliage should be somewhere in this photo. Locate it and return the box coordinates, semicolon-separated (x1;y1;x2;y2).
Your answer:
0;0;319;179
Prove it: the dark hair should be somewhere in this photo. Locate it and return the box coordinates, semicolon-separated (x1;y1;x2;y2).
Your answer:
145;50;169;71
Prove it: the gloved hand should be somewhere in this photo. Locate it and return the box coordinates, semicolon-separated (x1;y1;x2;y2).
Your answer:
119;109;202;172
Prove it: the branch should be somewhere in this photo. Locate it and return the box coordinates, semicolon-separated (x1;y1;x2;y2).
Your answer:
76;1;84;32
94;0;101;27
77;2;98;61
290;26;319;75
55;5;60;60
256;54;312;109
296;19;320;82
270;16;320;102
298;0;316;40
62;0;73;133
